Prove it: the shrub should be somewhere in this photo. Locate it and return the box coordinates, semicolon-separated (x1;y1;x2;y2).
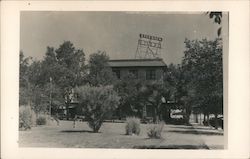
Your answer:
36;114;47;125
147;121;165;139
125;117;140;135
19;106;34;130
75;85;120;132
168;118;186;125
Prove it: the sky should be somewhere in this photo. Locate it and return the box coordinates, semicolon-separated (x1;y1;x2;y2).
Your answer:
20;11;223;64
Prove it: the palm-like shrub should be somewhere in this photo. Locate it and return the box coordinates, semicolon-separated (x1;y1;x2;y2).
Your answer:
36;114;47;125
19;106;36;130
75;85;120;132
125;117;141;135
147;121;165;139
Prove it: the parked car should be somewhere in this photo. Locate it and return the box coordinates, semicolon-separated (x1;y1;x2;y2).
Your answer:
209;117;223;129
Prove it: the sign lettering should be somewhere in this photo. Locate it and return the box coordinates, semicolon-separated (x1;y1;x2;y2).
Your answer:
139;33;163;42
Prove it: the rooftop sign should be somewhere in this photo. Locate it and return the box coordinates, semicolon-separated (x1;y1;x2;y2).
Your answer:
139;34;163;42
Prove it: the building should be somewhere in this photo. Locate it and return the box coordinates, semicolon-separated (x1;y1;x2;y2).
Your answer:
108;58;166;81
58;58;168;121
108;58;167;121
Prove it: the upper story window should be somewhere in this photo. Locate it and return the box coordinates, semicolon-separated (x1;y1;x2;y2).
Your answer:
129;69;138;78
113;70;120;79
146;69;156;80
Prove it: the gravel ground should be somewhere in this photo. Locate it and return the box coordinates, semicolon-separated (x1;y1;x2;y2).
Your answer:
19;120;224;149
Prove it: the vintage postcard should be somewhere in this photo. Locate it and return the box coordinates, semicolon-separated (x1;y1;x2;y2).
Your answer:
1;1;249;159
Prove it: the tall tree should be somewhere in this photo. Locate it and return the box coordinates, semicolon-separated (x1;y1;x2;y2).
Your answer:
182;38;223;128
19;41;86;119
19;51;31;105
53;41;86;119
87;51;116;86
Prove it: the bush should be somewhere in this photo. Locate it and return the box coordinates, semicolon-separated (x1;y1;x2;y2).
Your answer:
168;118;186;125
36;114;47;125
19;106;35;130
75;85;120;132
147;121;165;139
125;117;140;135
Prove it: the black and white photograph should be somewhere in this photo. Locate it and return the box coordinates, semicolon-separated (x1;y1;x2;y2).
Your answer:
1;1;250;159
18;11;227;149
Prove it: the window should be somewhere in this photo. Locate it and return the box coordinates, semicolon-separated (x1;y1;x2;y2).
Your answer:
129;69;138;78
113;70;120;79
146;69;156;80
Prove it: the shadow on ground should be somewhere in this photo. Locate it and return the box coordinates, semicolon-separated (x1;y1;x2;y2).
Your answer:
167;130;223;136
133;144;209;149
169;125;214;131
60;130;98;133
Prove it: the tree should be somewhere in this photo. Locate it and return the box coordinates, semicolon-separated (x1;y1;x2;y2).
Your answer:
19;41;86;119
114;73;145;118
87;51;117;86
182;38;223;128
19;51;32;106
162;64;181;122
43;41;86;119
75;85;120;132
55;41;86;88
141;81;168;123
207;12;222;36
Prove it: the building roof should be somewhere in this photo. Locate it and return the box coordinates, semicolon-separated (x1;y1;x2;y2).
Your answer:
108;58;167;67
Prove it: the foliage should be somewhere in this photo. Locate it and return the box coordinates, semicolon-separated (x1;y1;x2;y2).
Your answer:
19;51;31;88
141;81;168;123
169;118;186;125
114;74;145;117
182;38;223;127
36;114;47;125
125;117;141;135
207;12;222;36
19;51;32;106
115;73;174;122
87;51;117;86
19;106;36;130
147;121;165;139
19;41;86;117
75;85;120;132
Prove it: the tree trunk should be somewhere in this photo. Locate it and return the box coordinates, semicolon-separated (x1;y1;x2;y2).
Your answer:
184;107;191;125
66;101;70;120
214;113;218;129
207;113;210;126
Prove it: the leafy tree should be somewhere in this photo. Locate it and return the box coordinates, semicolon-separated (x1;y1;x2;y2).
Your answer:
141;81;168;123
114;74;145;118
182;38;223;128
19;41;86;119
19;51;31;88
19;51;32;106
87;51;117;86
75;85;120;132
162;64;182;121
45;41;86;119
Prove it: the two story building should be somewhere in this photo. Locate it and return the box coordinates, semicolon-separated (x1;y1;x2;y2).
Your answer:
108;58;167;121
108;58;166;81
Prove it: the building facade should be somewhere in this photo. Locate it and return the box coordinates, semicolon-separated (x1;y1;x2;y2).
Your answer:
108;58;166;81
108;58;167;121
